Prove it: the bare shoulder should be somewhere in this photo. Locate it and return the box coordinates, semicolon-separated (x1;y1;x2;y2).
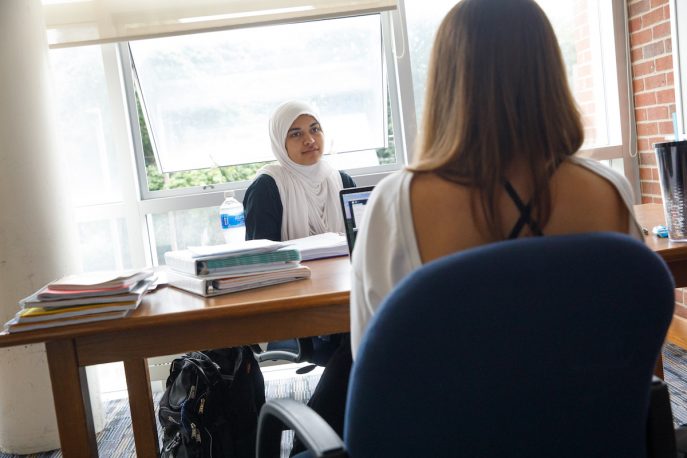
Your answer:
549;160;629;233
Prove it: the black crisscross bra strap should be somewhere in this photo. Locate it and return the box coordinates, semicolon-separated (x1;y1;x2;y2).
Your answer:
504;181;544;239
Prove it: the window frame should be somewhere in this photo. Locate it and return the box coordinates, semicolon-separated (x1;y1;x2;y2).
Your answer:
121;13;406;201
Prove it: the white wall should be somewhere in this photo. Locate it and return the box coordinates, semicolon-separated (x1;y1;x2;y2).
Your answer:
0;0;102;452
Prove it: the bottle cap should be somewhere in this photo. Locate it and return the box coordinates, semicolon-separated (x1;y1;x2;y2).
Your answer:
224;190;235;199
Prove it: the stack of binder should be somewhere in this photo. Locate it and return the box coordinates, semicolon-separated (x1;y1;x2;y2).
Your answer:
164;239;311;297
4;269;155;333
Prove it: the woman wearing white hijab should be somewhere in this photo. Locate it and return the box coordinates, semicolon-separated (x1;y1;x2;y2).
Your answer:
244;100;356;241
243;101;356;451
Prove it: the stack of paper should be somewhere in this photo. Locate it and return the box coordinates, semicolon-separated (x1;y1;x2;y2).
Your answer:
285;232;348;261
3;269;155;333
164;240;311;297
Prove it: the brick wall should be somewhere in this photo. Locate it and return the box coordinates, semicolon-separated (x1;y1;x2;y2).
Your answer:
628;0;675;203
627;0;684;315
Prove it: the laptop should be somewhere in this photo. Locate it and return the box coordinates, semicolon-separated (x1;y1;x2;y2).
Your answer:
339;186;375;254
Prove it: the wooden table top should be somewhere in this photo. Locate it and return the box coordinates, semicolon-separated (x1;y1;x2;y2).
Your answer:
0;204;682;351
0;256;352;349
634;203;687;263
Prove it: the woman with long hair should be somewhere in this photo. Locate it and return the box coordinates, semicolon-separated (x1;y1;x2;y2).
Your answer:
350;0;642;356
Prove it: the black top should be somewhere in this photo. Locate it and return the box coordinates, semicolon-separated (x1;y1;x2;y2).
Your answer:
504;180;544;239
244;171;357;241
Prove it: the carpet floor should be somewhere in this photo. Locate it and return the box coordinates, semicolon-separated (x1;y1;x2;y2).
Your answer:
3;344;687;457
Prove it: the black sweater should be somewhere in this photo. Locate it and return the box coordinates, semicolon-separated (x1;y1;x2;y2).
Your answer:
244;171;357;241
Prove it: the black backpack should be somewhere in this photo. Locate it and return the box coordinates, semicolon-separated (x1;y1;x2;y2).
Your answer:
159;346;266;458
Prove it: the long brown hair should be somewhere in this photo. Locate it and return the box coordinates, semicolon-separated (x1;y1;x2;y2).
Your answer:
409;0;584;240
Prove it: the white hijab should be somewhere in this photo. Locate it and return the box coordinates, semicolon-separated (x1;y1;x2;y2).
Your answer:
258;101;345;241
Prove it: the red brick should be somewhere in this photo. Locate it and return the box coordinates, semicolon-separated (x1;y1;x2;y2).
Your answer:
658;120;674;134
577;37;590;51
655;55;673;71
656;89;675;104
631;48;643;61
667;71;674;85
578;49;591;63
648;136;669;147
639;167;654;180
576;64;593;78
631;29;653;48
651;0;669;6
642;181;662;195
629;0;650;17
632;60;655;76
629;17;642;33
638;138;650;151
633;79;645;93
643;41;665;59
676;289;684;303
634;92;657;106
639;151;657;166
644;73;668;90
653;22;671;39
637;122;659;135
647;105;669;120
575;89;594;103
666;36;672;52
635;108;648;121
641;195;653;204
641;7;665;28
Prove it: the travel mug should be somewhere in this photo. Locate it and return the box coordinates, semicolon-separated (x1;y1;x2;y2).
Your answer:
655;140;687;241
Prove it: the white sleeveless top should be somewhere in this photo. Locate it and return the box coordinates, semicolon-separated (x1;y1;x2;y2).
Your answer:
349;156;643;358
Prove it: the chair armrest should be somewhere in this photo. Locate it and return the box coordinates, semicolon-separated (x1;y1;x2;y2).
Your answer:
647;376;677;458
256;398;346;458
252;338;314;363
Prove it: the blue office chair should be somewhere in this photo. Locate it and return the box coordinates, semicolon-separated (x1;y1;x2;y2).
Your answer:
256;232;678;457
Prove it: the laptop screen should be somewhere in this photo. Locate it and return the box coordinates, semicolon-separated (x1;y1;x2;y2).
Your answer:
339;186;374;254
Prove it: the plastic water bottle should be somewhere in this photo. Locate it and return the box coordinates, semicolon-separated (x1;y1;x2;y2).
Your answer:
219;190;246;244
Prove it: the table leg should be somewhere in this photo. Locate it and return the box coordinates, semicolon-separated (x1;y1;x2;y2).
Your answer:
655;352;665;379
124;358;160;457
45;339;97;457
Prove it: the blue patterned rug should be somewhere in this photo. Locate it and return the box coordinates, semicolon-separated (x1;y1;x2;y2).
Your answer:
0;367;322;458
4;344;687;457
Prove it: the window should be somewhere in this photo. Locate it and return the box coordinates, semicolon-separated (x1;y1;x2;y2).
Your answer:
404;0;631;164
49;44;139;272
128;14;397;197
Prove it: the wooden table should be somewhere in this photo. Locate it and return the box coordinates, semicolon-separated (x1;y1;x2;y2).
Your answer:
1;208;684;457
0;257;352;457
635;204;687;350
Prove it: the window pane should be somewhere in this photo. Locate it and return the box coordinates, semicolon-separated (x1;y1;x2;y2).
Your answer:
537;0;621;149
404;0;621;150
78;218;132;271
49;45;124;206
404;1;456;125
148;207;224;265
130;15;387;174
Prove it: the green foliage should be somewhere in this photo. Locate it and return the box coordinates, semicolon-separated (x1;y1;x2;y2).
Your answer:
146;165;164;191
146;163;270;192
376;94;397;165
136;94;156;168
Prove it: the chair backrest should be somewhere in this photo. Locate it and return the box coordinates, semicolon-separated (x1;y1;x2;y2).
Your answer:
344;232;675;458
